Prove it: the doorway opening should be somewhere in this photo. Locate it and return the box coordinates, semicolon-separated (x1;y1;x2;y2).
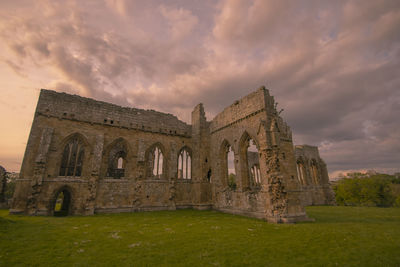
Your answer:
54;189;71;216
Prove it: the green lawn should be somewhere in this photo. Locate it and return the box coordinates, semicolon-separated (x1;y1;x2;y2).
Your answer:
1;206;399;266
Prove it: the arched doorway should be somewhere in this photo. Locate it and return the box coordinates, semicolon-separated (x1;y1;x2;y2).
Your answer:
53;189;71;216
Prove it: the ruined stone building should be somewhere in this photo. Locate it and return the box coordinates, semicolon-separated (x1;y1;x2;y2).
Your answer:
295;145;335;206
11;86;334;223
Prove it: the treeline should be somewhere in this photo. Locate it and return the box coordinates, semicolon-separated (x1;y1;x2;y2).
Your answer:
333;172;400;207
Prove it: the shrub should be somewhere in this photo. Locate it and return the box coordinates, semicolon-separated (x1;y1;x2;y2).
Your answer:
228;173;237;190
334;173;396;207
4;173;17;200
395;195;400;207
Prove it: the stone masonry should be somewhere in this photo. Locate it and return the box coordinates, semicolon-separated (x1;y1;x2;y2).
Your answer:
295;145;336;205
10;86;334;223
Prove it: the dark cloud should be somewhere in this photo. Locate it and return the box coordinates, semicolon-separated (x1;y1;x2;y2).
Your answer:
0;0;399;176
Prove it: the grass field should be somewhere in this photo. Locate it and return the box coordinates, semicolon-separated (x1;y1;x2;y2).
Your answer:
1;206;399;266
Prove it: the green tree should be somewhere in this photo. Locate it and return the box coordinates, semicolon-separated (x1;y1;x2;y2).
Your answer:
333;172;396;207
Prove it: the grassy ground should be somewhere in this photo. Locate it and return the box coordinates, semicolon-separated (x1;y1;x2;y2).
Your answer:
1;206;399;266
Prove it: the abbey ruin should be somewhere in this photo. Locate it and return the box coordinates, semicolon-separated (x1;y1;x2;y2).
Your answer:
10;86;335;223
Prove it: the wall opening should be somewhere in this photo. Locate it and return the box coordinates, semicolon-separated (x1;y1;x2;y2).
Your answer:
147;145;165;179
107;139;127;179
220;140;237;189
59;136;85;177
239;132;260;190
117;157;123;169
53;189;71;217
178;147;191;179
227;145;236;190
247;139;261;188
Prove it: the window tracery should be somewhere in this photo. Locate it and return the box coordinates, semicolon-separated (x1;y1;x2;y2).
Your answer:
106;139;127;179
178;147;191;179
59;137;85;177
147;145;164;179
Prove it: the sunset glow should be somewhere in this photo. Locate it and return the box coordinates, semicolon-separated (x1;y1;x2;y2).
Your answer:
0;0;399;177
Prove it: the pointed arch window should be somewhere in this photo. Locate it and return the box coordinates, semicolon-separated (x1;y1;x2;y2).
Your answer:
107;139;127;179
220;141;236;189
178;147;191;179
246;138;261;188
226;145;236;189
147;145;164;179
59;137;85;177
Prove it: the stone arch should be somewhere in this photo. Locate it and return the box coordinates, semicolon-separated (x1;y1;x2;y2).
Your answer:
58;133;90;177
239;131;260;190
219;139;236;188
105;138;129;178
145;142;167;179
59;132;90;149
50;185;73;216
177;146;192;179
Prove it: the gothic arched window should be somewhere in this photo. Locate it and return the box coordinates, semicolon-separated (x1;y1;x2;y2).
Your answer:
219;140;236;189
59;137;85;177
147;145;165;179
240;133;260;189
177;147;191;179
106;139;127;179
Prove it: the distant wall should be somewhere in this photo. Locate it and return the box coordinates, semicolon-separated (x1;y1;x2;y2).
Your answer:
295;145;336;205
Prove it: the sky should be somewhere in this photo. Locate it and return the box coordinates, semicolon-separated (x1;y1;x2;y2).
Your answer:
0;0;399;177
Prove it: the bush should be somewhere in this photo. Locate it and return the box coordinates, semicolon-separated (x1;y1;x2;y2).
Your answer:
228;173;237;190
395;195;400;207
334;173;396;207
4;173;17;200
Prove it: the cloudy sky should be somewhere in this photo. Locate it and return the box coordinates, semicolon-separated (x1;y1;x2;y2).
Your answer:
0;0;399;177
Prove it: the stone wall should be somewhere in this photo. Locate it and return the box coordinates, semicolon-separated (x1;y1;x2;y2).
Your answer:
11;89;210;216
209;87;309;223
294;145;336;205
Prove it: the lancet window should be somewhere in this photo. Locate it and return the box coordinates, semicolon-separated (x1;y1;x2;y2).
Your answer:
251;164;261;185
178;147;191;179
148;145;164;179
246;138;260;188
220;140;237;189
106;139;127;179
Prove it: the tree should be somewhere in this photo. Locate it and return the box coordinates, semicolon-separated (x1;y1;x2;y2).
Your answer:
333;172;397;207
